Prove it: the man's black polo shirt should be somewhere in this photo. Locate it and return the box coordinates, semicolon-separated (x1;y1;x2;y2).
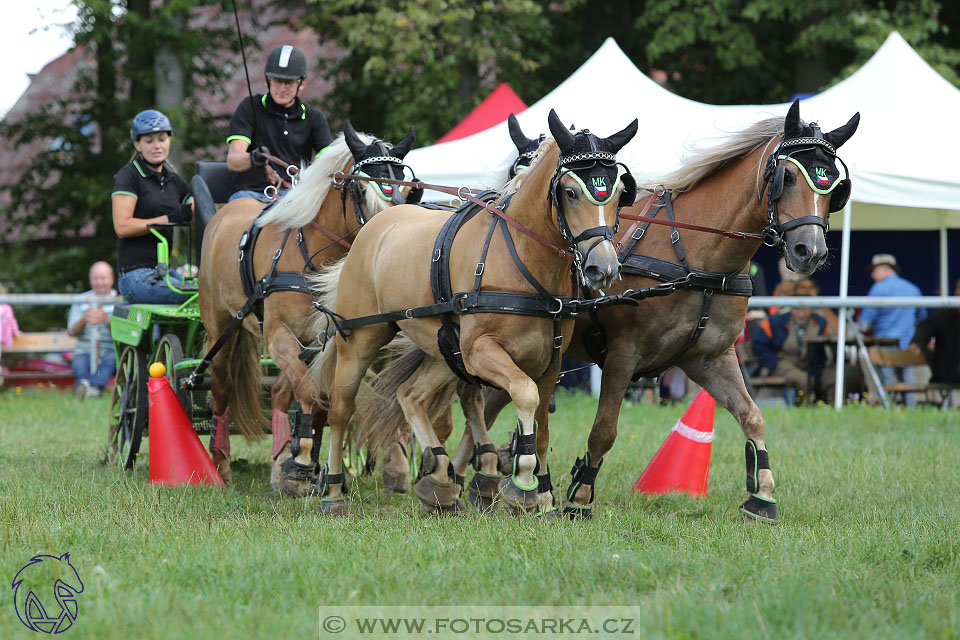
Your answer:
112;158;192;271
226;93;333;194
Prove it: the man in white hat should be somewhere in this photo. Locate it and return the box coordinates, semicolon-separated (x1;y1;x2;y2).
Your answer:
860;253;927;405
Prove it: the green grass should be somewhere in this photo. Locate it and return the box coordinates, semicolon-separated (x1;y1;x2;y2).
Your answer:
1;388;958;639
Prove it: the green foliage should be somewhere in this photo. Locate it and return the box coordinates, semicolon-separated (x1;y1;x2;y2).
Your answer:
301;0;551;143
0;0;236;292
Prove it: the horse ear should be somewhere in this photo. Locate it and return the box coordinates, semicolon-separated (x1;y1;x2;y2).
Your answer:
606;118;639;153
824;112;860;150
392;126;416;158
783;99;802;138
342;120;367;158
548;109;575;153
508;113;532;150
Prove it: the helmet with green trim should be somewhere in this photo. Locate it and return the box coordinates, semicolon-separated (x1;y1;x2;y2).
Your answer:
265;45;307;80
130;109;173;141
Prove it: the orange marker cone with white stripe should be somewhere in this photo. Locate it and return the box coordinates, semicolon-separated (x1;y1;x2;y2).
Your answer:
632;390;715;497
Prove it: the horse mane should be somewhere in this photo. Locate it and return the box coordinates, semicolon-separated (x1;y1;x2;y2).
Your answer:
648;116;792;194
256;131;390;230
498;138;555;197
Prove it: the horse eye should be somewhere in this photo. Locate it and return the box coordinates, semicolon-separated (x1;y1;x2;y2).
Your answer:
564;188;578;200
783;170;796;184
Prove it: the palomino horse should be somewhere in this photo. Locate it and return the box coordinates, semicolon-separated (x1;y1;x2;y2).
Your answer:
474;99;859;520
197;123;416;495
308;110;638;515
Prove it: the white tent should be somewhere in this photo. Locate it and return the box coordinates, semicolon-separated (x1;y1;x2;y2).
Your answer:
407;33;960;230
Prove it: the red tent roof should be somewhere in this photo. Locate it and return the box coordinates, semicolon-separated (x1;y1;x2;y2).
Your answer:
435;83;527;144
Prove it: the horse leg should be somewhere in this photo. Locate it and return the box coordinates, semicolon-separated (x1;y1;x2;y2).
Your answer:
533;372;559;514
207;341;233;485
482;388;517;475
267;324;322;498
380;425;410;495
322;325;395;516
461;340;541;513
683;348;777;522
453;382;502;513
269;374;293;491
565;352;636;519
396;358;462;515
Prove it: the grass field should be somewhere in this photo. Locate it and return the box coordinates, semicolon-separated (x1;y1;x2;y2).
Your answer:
1;388;958;639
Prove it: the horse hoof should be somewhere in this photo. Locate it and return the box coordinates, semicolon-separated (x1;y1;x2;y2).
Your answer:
439;498;468;516
413;476;458;511
318;498;349;517
211;451;232;485
498;476;538;514
269;447;292;492
496;443;513;476
467;491;496;513
562;504;593;520
277;457;315;497
740;495;778;524
382;469;409;495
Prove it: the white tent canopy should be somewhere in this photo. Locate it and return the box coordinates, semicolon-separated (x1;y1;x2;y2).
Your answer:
406;32;960;229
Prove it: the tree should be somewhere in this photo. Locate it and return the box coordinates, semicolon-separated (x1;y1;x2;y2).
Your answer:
0;0;237;328
300;0;551;144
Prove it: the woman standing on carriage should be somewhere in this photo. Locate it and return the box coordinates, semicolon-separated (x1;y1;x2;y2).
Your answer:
112;109;194;305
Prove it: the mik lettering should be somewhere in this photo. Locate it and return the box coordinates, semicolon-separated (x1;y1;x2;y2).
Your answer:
815;167;827;178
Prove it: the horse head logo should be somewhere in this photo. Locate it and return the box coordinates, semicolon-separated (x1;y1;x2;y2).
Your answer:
11;553;84;634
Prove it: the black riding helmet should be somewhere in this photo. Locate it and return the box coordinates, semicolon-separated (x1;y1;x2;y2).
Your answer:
265;45;307;80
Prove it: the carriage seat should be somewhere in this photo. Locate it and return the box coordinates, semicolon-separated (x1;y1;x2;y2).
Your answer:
195;161;234;204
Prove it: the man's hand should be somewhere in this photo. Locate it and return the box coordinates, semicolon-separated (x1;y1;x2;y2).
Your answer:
249;146;270;167
84;306;109;326
908;343;922;356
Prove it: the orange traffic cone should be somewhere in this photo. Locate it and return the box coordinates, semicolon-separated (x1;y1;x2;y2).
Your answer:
147;363;224;488
632;390;715;497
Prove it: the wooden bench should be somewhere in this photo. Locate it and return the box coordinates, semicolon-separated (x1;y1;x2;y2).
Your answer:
736;342;791;399
866;346;960;408
1;331;77;388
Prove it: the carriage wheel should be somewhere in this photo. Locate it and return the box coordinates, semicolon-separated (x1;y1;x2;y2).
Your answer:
155;334;192;423
108;345;148;470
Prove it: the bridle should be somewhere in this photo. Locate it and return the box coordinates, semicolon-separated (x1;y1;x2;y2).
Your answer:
337;140;420;226
548;138;637;281
759;130;851;250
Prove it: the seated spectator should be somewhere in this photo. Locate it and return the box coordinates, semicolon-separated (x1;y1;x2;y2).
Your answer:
909;277;960;385
767;280;795;315
68;262;118;399
752;292;834;403
794;277;839;334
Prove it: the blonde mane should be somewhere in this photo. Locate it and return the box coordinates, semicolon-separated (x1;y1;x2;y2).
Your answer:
647;117;788;194
256;131;392;230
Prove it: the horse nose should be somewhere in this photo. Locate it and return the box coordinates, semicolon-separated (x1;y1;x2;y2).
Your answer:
793;242;811;261
583;263;617;289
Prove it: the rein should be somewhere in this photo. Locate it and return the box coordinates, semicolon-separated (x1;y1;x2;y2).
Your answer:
619;193;764;241
333;171;579;262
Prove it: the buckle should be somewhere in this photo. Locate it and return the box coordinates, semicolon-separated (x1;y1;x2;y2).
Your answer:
670;228;680;244
632;227;644;240
697;316;709;330
432;249;441;262
474;262;484;276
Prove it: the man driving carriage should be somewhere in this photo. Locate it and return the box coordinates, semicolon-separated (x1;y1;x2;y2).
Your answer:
225;44;333;202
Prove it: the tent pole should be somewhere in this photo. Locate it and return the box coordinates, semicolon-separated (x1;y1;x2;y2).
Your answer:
834;199;853;410
940;219;948;296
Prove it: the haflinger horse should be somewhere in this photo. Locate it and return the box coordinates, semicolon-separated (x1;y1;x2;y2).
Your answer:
477;99;859;521
197;122;417;495
308;109;638;516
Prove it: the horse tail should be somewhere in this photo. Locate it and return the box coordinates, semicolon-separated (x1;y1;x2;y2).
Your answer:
307;257;346;403
352;337;457;457
226;328;266;441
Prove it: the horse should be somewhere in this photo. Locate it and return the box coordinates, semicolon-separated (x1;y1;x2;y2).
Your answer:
197;122;417;496
307;109;638;515
477;99;860;520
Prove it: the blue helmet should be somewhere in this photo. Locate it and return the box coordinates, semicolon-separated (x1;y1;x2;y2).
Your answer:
130;109;173;141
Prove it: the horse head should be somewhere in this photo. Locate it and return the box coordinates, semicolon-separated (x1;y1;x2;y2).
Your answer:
769;99;859;275
343;121;417;207
547;109;638;291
